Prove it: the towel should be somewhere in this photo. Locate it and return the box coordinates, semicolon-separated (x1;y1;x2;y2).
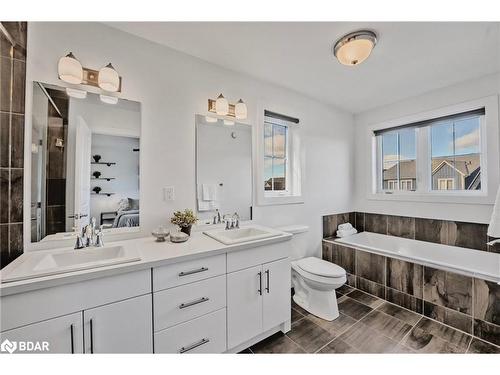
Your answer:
197;200;220;212
336;228;358;238
338;223;354;231
202;184;217;201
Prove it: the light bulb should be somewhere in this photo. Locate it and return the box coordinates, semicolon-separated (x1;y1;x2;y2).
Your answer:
58;52;83;84
215;94;229;116
235;99;247;120
98;63;120;92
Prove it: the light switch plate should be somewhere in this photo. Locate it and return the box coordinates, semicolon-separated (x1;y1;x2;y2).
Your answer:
163;186;175;201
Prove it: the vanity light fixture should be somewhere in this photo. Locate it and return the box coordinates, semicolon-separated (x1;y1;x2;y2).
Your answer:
57;53;122;92
66;87;87;99
208;94;247;120
99;94;119;105
234;99;248;120
215;94;229;116
98;63;120;92
58;52;83;84
333;30;377;66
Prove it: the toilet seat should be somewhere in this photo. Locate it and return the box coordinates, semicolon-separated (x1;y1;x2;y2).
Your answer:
291;258;346;285
295;257;345;278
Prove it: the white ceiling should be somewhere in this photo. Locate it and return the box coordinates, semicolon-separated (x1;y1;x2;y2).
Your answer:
107;22;500;113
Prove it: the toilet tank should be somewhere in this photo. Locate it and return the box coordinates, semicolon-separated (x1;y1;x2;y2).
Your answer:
276;225;309;261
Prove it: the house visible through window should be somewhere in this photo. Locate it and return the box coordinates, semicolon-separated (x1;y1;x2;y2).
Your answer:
375;108;484;194
264;117;288;192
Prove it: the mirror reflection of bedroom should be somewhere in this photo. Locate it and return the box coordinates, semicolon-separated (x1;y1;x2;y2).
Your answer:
31;82;141;243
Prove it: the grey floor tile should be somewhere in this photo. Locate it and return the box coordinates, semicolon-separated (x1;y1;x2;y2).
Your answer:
376;302;422;326
251;332;305;354
360;310;413;341
291;307;306;323
403;327;464;353
286;317;335;353
338;296;373;320
306;312;357;337
318;338;359;353
339;322;399;353
347;289;384;308
414;317;472;350
336;284;355;295
467;338;500;354
390;344;416;353
291;299;309;316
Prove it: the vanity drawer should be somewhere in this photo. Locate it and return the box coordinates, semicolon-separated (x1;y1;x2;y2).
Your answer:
154;275;226;331
154;308;226;353
153;254;226;291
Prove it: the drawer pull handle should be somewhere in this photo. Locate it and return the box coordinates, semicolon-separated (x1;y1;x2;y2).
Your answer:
265;269;270;293
179;338;210;353
179;297;210;309
179;267;208;277
70;324;75;354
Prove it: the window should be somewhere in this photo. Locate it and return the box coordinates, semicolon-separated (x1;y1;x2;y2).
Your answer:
264;121;288;192
375;108;485;195
258;110;302;205
379;128;417;191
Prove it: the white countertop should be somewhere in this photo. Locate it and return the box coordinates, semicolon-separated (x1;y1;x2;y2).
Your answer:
0;225;292;297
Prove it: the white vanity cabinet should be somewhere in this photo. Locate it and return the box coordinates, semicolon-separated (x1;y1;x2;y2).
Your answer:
227;257;290;349
0;312;84;353
83;294;153;353
0;269;153;354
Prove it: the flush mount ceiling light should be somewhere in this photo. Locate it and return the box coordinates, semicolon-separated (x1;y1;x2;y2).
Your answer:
66;87;87;99
98;63;120;92
215;94;229;116
333;30;377;66
58;52;83;84
234;99;248;120
99;94;119;105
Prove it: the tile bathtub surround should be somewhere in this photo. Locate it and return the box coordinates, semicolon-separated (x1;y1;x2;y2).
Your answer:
322;211;494;253
249;289;500;353
0;22;27;269
322;241;500;347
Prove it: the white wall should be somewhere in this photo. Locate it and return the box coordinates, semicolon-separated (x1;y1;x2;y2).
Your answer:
90;134;140;224
25;22;355;258
353;73;500;223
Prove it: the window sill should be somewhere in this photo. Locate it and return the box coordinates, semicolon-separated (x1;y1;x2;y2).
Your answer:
367;191;494;205
257;194;304;206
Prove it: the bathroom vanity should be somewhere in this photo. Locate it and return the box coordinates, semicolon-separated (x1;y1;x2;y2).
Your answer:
0;226;292;353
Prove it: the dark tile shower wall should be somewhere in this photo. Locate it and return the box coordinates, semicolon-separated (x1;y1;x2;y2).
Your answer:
0;22;27;268
323;211;497;253
322;211;500;347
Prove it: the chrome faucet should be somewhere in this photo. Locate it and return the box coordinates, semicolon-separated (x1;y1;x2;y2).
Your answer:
75;217;104;249
224;212;240;230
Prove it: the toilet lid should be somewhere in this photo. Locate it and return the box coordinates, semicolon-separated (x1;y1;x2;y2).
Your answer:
296;257;345;278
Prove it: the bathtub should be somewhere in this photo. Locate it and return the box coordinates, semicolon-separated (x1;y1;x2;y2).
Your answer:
333;231;500;284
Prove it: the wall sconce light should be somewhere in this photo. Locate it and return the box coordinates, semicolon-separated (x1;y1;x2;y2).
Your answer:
208;94;248;120
57;52;122;92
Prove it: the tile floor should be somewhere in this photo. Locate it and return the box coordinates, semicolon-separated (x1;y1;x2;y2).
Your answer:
242;285;500;354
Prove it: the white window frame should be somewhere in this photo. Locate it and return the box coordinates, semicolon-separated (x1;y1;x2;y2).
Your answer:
255;104;304;206
367;95;499;205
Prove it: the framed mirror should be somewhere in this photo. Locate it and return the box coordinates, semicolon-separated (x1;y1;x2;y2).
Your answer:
29;82;141;244
195;114;253;223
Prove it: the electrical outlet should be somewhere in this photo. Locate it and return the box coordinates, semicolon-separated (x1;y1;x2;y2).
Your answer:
163;186;175;201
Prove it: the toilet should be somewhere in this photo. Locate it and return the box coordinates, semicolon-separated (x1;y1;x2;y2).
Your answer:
278;225;347;321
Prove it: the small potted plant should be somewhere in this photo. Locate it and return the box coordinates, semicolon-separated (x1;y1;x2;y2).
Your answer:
170;209;198;236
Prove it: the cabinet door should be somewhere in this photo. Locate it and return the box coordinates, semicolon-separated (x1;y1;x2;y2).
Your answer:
0;312;83;353
83;294;153;353
262;258;291;331
227;265;263;349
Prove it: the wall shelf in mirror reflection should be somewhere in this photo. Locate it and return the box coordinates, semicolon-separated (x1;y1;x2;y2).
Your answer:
28;81;141;247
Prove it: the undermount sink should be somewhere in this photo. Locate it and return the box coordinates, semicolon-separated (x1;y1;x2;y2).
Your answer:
1;245;141;283
203;226;283;245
